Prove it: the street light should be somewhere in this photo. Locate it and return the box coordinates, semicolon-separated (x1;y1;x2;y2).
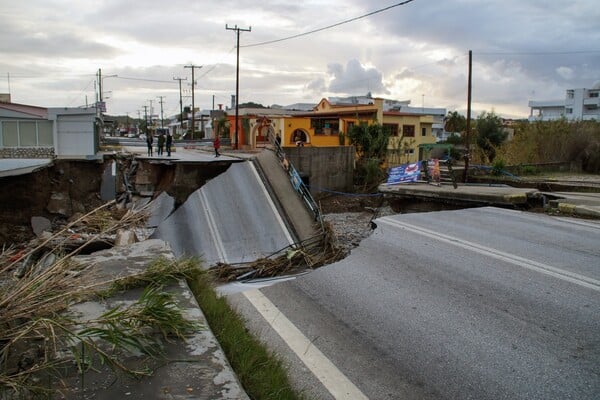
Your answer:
100;74;117;103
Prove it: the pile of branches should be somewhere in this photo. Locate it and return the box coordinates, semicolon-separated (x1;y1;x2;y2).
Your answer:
210;221;345;282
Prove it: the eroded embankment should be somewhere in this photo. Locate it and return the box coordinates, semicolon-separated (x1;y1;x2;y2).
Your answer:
0;155;228;247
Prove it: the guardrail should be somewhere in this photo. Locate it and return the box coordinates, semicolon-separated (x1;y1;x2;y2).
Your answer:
268;133;324;231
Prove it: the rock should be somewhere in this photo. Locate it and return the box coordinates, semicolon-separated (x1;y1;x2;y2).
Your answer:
31;216;52;238
114;229;137;247
46;192;72;217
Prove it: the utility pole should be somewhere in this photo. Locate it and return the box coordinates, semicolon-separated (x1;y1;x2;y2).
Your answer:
173;76;187;135
157;96;165;128
226;24;251;150
143;105;149;136
463;50;472;183
98;68;103;103
184;64;202;140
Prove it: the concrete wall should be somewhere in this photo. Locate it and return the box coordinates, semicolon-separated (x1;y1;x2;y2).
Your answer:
0;147;54;158
285;146;354;197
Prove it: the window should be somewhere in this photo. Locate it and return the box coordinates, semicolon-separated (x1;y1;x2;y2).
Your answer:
38;121;53;146
311;118;339;135
421;127;427;137
0;120;54;147
567;90;574;99
566;108;573;114
404;148;415;155
590;92;599;98
402;124;415;137
383;123;399;136
20;122;37;146
1;122;18;147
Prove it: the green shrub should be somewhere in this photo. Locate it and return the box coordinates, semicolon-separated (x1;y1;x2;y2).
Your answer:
491;159;505;176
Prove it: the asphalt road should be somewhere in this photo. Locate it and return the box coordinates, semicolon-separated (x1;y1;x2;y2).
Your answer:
153;162;293;265
228;207;600;400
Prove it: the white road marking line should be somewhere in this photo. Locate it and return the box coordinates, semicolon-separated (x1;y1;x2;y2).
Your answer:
379;217;600;292
243;289;369;400
198;190;228;263
248;162;295;245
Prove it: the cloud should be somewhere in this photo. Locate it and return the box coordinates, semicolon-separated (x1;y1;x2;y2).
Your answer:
1;0;599;118
556;66;575;80
326;59;389;95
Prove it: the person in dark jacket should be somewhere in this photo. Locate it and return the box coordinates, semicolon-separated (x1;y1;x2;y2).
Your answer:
146;134;153;156
166;133;173;156
157;133;165;156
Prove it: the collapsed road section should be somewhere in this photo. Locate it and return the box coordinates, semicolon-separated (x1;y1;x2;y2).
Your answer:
152;161;296;265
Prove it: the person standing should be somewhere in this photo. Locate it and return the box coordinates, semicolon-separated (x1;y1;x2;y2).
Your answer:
157;133;165;156
146;133;153;156
213;135;221;157
166;133;173;157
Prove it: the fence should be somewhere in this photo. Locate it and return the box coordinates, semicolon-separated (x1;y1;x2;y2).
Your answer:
268;133;323;231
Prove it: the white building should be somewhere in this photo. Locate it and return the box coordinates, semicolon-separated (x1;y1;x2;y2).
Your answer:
529;82;600;121
0;97;98;159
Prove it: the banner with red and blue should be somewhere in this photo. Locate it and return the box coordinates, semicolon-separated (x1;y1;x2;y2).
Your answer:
387;162;421;184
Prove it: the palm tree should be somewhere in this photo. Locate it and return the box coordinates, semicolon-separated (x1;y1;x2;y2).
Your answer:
215;115;230;138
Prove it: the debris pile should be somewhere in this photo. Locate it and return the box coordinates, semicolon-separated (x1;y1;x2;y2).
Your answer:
210;221;347;282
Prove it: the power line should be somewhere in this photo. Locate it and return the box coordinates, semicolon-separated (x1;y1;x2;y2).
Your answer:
241;0;416;48
475;50;600;56
115;76;178;84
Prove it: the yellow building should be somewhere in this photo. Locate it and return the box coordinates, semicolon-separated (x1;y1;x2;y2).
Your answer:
281;97;436;164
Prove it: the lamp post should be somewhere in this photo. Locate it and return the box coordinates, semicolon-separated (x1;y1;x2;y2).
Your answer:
97;69;117;112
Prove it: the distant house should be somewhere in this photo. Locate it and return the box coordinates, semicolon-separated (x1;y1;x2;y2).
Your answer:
0;96;98;159
283;96;438;164
528;82;600;121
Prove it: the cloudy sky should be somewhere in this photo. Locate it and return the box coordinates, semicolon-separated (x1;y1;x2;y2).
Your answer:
1;0;599;119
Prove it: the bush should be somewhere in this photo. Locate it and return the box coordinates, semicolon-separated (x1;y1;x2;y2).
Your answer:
496;119;600;173
491;159;505;176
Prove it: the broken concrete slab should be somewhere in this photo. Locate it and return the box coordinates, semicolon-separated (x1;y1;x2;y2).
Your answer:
62;280;249;400
31;216;51;237
114;228;137;247
100;160;117;201
73;239;174;287
146;191;175;228
64;239;249;399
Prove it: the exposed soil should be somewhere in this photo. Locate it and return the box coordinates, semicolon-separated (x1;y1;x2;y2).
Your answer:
0;160;104;246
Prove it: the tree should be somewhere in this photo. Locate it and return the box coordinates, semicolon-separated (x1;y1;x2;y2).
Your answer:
215;115;230;138
475;111;507;162
347;121;390;188
444;111;466;133
238;101;266;108
347;121;390;160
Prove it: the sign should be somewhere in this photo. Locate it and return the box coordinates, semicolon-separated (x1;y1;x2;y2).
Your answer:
387;162;421;185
